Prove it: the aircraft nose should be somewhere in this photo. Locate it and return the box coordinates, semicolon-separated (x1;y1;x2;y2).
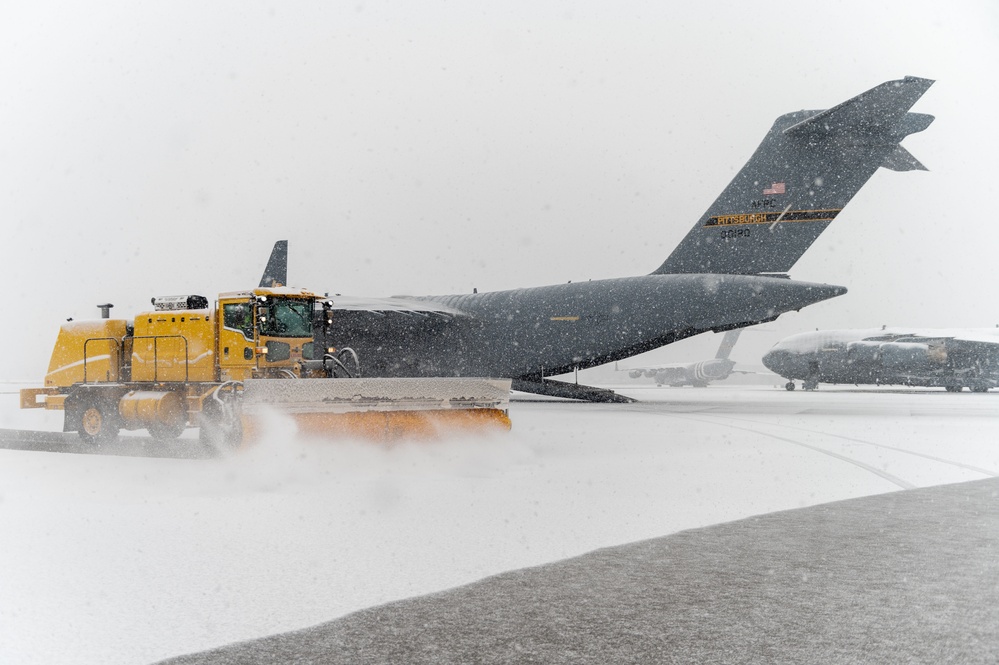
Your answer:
762;348;795;375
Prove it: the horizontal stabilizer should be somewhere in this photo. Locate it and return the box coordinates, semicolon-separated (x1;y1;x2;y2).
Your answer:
783;77;935;139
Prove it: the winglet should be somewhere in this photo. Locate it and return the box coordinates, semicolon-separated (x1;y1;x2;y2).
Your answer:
259;240;288;288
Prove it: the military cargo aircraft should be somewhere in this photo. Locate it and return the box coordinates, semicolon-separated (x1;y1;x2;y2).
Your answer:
621;329;745;387
763;327;999;392
264;76;935;402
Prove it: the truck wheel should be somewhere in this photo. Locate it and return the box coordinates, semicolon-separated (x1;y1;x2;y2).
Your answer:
148;418;186;440
79;401;120;444
785;381;796;391
199;404;242;450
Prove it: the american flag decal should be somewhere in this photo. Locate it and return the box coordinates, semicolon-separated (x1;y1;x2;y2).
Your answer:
763;182;786;195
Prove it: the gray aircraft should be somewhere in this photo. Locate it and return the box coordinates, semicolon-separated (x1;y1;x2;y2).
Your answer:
265;76;935;402
763;328;999;392
622;329;745;387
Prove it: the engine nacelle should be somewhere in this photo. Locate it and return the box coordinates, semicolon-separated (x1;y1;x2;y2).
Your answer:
878;342;937;371
846;340;881;365
691;359;734;381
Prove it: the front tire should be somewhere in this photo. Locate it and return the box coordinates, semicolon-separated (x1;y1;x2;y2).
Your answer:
199;402;242;450
149;418;186;440
785;381;796;391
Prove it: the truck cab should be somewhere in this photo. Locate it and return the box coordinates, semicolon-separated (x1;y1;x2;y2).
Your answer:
217;287;324;381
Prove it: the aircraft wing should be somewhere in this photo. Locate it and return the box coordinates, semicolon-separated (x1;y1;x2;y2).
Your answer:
858;327;999;346
618;362;687;373
898;329;999;345
324;295;478;377
329;295;470;318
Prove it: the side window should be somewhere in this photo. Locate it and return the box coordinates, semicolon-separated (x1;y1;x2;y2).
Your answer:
223;302;254;339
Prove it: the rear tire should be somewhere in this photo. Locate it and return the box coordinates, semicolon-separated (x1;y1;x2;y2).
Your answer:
78;401;120;444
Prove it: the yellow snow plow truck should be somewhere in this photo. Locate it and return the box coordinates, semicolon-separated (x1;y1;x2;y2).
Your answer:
19;286;511;446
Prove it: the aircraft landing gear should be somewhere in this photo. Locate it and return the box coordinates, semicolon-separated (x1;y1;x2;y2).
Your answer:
803;379;819;391
785;381;796;391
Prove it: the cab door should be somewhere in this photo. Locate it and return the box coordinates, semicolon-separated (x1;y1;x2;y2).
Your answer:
217;298;257;381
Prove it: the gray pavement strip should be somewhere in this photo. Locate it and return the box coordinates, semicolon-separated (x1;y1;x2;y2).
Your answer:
158;477;999;664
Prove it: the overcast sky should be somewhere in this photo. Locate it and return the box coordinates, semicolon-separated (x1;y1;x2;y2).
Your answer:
2;0;998;380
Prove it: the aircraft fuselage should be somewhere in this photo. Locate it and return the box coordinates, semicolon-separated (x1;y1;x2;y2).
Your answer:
331;274;844;380
763;328;999;392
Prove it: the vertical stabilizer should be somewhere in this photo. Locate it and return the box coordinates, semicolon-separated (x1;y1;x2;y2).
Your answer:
714;329;743;360
654;76;934;276
259;240;289;288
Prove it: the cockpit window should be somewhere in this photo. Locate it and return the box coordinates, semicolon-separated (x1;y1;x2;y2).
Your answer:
259;298;313;338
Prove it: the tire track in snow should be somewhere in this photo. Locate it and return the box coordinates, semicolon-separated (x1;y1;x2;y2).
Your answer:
619;406;916;490
692;412;998;478
679;414;915;489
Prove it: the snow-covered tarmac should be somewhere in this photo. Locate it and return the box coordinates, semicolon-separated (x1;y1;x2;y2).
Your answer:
1;384;997;664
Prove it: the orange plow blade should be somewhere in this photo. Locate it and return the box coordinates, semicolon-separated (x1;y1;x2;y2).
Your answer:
240;377;512;441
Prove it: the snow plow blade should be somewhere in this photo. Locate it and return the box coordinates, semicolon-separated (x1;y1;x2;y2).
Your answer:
240;377;512;441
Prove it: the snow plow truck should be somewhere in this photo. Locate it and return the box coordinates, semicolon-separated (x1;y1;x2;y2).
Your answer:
19;283;512;447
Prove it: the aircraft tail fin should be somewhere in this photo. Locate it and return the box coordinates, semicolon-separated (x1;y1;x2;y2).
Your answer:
653;76;934;276
714;329;743;360
259;240;289;288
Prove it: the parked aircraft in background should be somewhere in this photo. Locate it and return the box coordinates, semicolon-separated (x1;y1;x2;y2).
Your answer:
763;327;999;392
263;76;934;402
621;329;745;387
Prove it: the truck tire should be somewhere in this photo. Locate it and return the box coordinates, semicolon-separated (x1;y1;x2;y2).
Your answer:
199;403;242;450
78;400;121;444
148;418;186;440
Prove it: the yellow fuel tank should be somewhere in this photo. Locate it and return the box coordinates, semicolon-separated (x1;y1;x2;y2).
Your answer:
119;390;186;429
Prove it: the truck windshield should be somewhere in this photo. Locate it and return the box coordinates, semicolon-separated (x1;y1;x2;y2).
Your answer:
259;298;313;338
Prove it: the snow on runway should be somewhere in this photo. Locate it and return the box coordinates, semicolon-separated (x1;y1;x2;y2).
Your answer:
1;385;997;664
